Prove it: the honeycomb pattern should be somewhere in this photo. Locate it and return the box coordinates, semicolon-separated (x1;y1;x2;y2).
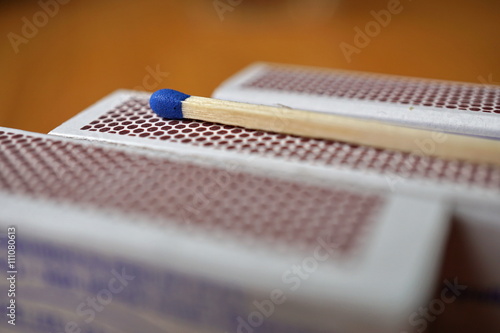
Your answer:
0;130;384;254
243;66;500;114
81;98;500;190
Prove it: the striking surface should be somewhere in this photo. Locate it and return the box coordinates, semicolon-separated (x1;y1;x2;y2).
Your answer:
81;97;500;190
0;129;383;255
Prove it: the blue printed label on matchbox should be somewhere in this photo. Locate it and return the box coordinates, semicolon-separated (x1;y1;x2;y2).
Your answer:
0;235;245;332
0;234;313;333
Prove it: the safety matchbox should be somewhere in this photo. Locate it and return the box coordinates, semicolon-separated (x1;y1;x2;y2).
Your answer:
0;127;450;333
213;62;500;139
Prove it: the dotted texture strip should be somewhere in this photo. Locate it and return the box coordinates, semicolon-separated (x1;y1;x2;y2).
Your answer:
243;66;500;114
0;131;383;255
81;98;500;190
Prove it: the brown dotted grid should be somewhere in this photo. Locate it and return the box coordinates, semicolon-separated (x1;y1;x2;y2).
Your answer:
81;98;500;190
242;66;500;114
0;130;383;255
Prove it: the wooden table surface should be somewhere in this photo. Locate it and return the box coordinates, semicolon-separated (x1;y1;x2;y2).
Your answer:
1;0;499;134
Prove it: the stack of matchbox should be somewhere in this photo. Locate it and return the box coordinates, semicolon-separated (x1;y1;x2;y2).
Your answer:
1;63;499;333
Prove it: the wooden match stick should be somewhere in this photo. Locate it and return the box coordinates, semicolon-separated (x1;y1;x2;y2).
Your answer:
149;89;500;166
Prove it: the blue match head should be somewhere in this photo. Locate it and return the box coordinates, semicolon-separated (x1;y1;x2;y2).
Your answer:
149;89;191;119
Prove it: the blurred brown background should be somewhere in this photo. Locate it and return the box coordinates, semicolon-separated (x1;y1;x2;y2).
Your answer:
0;0;499;134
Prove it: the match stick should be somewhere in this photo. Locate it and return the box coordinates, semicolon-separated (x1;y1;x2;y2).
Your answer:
149;89;500;166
